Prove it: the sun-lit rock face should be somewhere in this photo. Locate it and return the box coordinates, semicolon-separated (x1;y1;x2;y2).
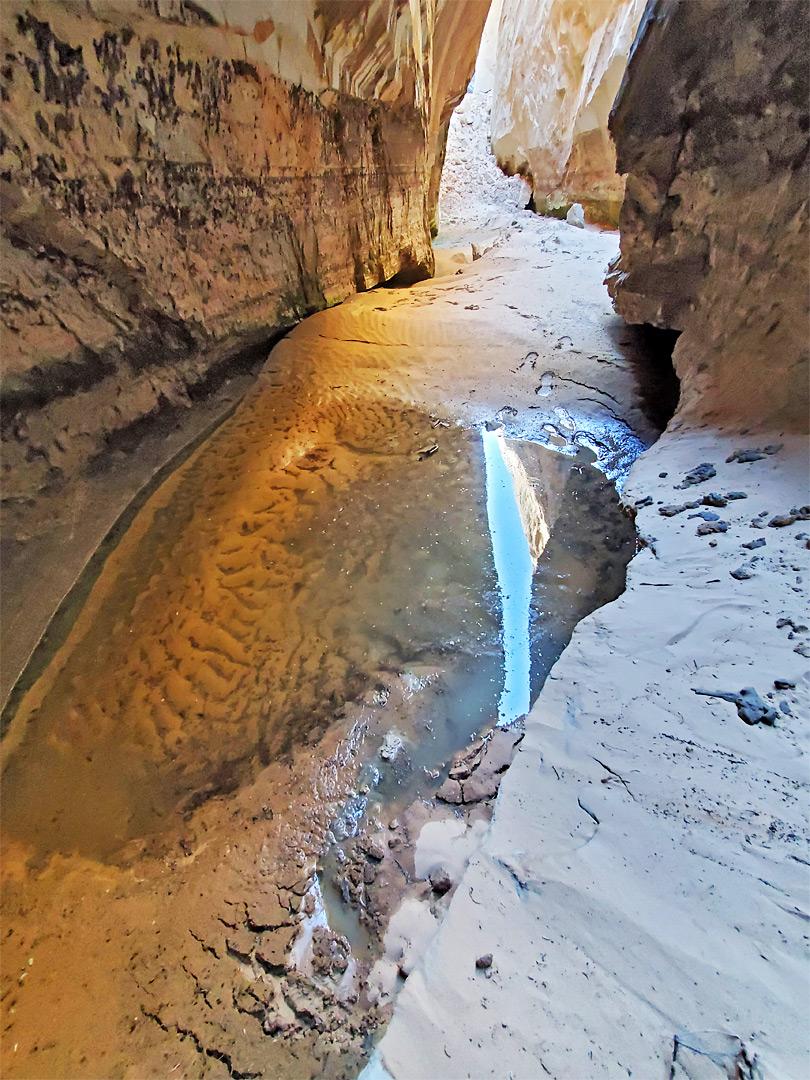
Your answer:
489;0;645;225
607;0;809;430
0;0;488;500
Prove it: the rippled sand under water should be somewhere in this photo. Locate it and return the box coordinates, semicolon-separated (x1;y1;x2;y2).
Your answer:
2;392;502;862
2;376;635;869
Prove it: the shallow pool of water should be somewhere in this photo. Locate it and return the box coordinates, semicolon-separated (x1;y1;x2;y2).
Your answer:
313;427;637;952
1;374;636;870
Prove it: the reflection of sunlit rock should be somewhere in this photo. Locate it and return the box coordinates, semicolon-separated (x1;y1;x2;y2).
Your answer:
482;427;533;725
499;440;550;567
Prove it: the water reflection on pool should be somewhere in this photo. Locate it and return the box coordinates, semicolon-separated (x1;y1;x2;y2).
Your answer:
482;426;534;725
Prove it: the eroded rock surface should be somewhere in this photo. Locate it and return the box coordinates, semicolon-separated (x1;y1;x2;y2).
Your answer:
607;0;810;428
489;0;645;224
0;0;487;507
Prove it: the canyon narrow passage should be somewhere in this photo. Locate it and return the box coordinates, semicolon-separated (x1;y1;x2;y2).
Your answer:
1;2;807;1079
2;171;656;1076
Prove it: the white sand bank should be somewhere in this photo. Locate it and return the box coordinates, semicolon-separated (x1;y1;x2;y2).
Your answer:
366;424;809;1078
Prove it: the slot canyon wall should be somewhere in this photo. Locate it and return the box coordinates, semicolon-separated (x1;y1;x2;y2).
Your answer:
0;0;488;507
607;0;809;429
488;0;645;224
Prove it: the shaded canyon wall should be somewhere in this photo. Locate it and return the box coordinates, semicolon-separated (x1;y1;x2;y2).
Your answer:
0;0;489;505
607;0;809;430
489;0;645;224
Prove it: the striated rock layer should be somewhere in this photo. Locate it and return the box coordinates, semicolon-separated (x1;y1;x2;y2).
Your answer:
490;0;645;224
0;0;488;506
607;0;809;430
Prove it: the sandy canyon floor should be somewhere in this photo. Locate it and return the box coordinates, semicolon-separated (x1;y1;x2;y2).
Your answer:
2;93;808;1080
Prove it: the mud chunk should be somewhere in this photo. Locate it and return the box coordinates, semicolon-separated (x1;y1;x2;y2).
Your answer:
435;777;464;804
234;983;269;1018
310;927;350;977
255;927;296;972
246;891;293;931
448;759;473;781
692;686;778;726
275;869;315;895
365;683;390;707
659;500;701;516
482;728;524;773
225;928;255;963
475;953;493;969
702;493;727;507
768;513;796;527
429;868;453;895
730;565;755;580
461;770;502;803
380;729;403;762
359;836;386;861
774;679;795;690
448;736;486;780
726;449;765;463
677;463;716;487
697;520;728;535
263;1015;294;1036
440;727;522;804
742;538;766;550
282;979;322;1027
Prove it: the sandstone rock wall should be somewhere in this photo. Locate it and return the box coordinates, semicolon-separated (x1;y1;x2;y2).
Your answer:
607;0;809;430
0;0;488;504
490;0;645;224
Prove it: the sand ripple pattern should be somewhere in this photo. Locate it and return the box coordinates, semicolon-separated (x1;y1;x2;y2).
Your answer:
2;346;496;860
